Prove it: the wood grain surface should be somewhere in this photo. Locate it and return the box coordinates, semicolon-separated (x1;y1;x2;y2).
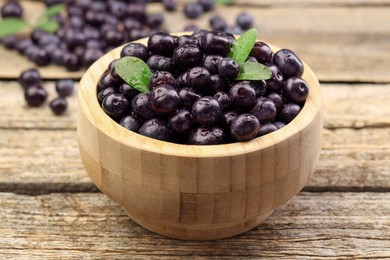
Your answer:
0;192;389;259
1;1;390;82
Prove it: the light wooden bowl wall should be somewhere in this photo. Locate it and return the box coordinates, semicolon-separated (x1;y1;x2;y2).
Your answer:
77;33;323;240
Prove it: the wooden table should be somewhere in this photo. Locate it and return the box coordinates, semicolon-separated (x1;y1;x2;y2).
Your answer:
1;0;390;259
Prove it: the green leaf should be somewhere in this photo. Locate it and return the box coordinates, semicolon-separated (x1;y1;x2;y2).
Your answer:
0;18;29;38
35;20;59;33
115;57;153;93
235;62;272;81
42;3;66;18
228;28;258;64
216;0;235;5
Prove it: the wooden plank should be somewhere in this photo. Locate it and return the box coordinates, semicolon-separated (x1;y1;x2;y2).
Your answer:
1;81;389;130
1;1;390;82
0;127;389;194
0;192;389;259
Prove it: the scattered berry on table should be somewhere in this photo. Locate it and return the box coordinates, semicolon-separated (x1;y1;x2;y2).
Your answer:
49;97;67;115
24;85;48;107
55;79;74;97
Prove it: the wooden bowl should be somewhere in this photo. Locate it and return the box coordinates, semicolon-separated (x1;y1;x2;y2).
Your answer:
77;33;323;240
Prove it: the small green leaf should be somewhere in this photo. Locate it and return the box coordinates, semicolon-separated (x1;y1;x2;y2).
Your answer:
115;57;153;93
35;20;59;33
216;0;235;5
235;62;272;81
42;3;66;18
0;18;29;38
229;28;258;64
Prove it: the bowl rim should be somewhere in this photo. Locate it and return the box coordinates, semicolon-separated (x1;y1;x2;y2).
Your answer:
78;32;323;158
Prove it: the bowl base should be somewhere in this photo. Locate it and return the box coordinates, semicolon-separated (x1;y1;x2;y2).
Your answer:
122;206;274;240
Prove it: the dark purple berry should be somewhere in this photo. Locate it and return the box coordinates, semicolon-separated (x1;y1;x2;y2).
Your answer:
279;103;301;124
230;114;260;142
258;123;278;136
1;35;18;49
251;80;267;97
283;77;309;104
218;57;239;80
148;32;176;56
120;43;149;62
229;82;256;111
109;1;128;19
146;13;164;28
49;97;67;115
192;29;208;41
16;38;33;54
246;56;258;63
176;72;189;88
109;66;124;85
163;0;177;11
266;65;284;92
147;55;173;72
63;52;80;71
178;87;201;108
200;31;232;56
199;0;215;12
85;11;106;26
123;17;143;31
150;71;177;89
98;72;119;92
203;55;223;75
131;93;155;121
274;121;286;129
177;35;199;46
127;3;146;21
169;109;193;134
214;91;230;110
209;74;228;93
191;96;222;126
266;92;284;112
18;69;41;90
24;86;48;107
187;66;211;93
119;83;139;100
189;126;225;145
250;41;273;64
184;3;203;19
104;29;124;46
102;93;130;120
55;79;74;97
82;48;104;68
139;118;170;141
1;1;23;18
222;111;238;127
273;49;304;79
149;85;180;116
98;87;117;105
236;12;253;30
250;98;277;124
120;115;142;133
209;15;227;31
172;44;203;71
30;49;51;66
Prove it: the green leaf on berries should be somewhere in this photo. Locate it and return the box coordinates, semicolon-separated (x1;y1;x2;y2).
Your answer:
216;0;235;5
0;18;29;38
36;20;59;33
42;3;66;18
115;56;152;93
235;62;272;81
229;28;257;64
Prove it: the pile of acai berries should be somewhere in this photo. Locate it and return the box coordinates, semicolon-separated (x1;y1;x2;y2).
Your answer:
97;29;309;145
